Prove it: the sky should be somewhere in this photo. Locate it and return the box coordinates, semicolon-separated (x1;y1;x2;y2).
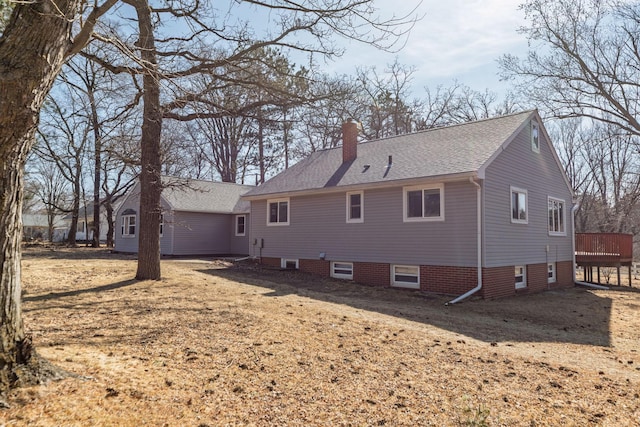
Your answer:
326;0;530;98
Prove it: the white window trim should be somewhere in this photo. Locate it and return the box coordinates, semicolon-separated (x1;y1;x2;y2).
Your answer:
235;214;246;236
267;198;290;226
281;258;299;270
391;265;420;289
510;186;528;224
159;214;164;237
121;215;136;238
548;262;556;284
346;191;364;223
403;183;445;222
515;265;526;289
548;196;566;236
331;261;354;280
531;120;540;153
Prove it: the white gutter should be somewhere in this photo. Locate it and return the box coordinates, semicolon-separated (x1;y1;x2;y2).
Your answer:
575;281;609;290
571;201;609;290
447;177;483;305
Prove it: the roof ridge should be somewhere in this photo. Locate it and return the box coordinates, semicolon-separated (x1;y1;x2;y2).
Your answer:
161;175;254;187
360;109;535;145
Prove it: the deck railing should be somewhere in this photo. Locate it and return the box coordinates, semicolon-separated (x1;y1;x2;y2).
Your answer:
575;233;633;263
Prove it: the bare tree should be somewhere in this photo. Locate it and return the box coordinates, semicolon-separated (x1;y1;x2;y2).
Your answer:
82;0;419;279
25;159;71;241
0;0;117;394
500;0;640;136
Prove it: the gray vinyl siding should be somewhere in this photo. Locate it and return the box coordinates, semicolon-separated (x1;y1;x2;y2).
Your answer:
250;181;478;266
229;214;250;255
114;185;141;254
171;211;232;255
160;209;174;255
115;187;176;255
483;122;573;267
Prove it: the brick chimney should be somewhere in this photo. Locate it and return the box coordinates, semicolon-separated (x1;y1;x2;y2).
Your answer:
342;119;359;163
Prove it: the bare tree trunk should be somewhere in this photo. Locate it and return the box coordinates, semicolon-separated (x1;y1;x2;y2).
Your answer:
90;90;101;248
0;0;82;392
105;201;115;248
131;0;162;280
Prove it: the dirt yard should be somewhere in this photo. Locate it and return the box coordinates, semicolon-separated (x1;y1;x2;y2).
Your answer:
2;247;640;426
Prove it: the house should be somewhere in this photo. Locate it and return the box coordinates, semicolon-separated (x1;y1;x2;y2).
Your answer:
242;110;575;300
114;177;252;256
63;205;110;242
22;213;67;242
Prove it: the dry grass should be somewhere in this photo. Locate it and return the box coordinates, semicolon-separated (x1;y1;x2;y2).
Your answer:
2;246;640;426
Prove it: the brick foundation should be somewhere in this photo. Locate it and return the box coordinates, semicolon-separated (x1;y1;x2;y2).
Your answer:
353;262;390;287
299;259;331;277
260;256;575;299
481;266;515;299
420;265;477;295
260;257;281;268
556;261;573;288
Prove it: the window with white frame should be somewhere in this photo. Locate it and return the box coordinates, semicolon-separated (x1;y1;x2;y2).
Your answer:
548;197;565;235
346;191;364;223
515;266;526;289
159;214;164;237
548;263;556;283
331;262;354;280
267;198;289;225
235;214;246;236
121;209;136;237
281;258;298;270
531;120;540;153
391;265;420;289
511;187;528;223
403;184;444;222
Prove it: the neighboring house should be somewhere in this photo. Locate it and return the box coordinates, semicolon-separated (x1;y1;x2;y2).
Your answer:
114;177;252;256
242;110;575;299
63;205;110;242
22;214;67;242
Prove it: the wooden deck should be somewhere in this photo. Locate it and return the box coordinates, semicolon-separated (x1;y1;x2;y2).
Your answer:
575;233;633;286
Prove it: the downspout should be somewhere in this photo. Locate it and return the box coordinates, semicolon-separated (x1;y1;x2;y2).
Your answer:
572;201;609;290
447;177;483;304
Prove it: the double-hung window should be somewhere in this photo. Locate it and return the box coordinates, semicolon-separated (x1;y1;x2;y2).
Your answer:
346;191;364;223
511;187;528;224
159;214;164;237
267;198;289;226
403;184;444;222
548;197;565;235
235;214;246;236
121;211;136;238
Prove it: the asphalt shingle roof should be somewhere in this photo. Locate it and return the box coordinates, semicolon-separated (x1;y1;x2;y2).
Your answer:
244;110;535;198
161;178;253;214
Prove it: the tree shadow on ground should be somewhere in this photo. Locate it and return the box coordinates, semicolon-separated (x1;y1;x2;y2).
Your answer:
199;264;613;347
23;279;138;303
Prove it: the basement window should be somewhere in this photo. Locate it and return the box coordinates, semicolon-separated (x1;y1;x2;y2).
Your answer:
548;263;556;283
331;262;354;280
281;259;299;270
391;265;420;289
515;266;526;289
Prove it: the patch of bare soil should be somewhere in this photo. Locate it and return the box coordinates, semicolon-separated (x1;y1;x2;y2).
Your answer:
2;247;640;426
